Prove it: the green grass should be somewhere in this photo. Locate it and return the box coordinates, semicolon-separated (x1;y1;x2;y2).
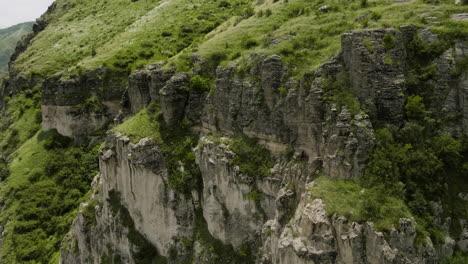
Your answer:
10;0;468;82
190;0;439;78
0;89;42;155
442;251;468;264
12;0;253;78
113;106;162;143
309;176;413;231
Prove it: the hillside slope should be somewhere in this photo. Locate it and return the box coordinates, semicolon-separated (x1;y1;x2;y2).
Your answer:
0;0;467;263
0;22;33;75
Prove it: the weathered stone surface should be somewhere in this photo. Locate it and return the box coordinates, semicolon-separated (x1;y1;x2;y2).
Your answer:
201;54;374;179
42;101;119;139
259;182;439;264
127;64;174;114
195;137;265;247
451;13;468;21
40;67;126;139
59;28;467;263
60;132;195;263
127;68;151;114
159;72;190;125
341;29;407;124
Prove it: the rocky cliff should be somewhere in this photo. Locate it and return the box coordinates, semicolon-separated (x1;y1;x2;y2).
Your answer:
0;1;467;264
59;26;467;263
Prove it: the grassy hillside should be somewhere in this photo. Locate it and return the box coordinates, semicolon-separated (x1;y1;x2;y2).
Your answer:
12;0;253;77
0;22;33;74
12;0;468;80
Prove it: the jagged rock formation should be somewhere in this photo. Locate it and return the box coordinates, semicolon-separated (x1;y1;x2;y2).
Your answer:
41;68;124;139
61;133;195;263
259;186;438;264
1;0;467;263
58;26;468;263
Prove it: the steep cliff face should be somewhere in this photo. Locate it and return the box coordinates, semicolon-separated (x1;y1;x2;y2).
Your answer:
41;68;124;139
61;133;194;263
259;186;438;264
1;1;468;263
58;26;468;263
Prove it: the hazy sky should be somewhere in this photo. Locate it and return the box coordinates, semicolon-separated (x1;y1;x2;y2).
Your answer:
0;0;56;29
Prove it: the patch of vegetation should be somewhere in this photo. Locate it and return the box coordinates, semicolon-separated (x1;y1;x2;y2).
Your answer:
159;119;201;195
452;55;468;77
442;251;468;264
76;96;106;113
230;135;275;178
82;198;99;229
246;190;263;201
114;103;200;195
189;75;212;92
0;130;99;263
113;105;162;143
322;71;361;115
382;33;396;50
363;37;375;53
0;89;42;155
363;96;468;243
14;0;254;78
194;0;452;79
310;176;412;231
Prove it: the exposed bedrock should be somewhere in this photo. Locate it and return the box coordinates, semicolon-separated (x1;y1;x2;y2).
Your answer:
60;133;195;263
58;28;468;263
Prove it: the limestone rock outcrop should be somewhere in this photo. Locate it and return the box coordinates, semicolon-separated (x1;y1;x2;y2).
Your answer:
57;27;467;263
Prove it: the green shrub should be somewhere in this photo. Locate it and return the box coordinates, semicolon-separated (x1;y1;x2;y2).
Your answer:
242;6;255;19
230;135;275;178
405;95;426;120
370;11;382;21
278;87;288;97
43;129;72;150
206;51;228;71
383;33;396;50
323;71;360;115
190;75;211;92
82;198;99;229
241;37;258;49
442;252;468;264
0;131;99;263
246;190;263;201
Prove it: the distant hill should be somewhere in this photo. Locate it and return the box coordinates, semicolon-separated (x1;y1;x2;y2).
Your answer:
0;22;33;75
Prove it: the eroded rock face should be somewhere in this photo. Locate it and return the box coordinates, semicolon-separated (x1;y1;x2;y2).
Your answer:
127;64;174;114
341;28;408;123
195;138;268;247
41;68;125;139
59;28;467;263
41;101;120;139
259;183;438;264
60;133;195;263
200;54;374;179
159;72;190;125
